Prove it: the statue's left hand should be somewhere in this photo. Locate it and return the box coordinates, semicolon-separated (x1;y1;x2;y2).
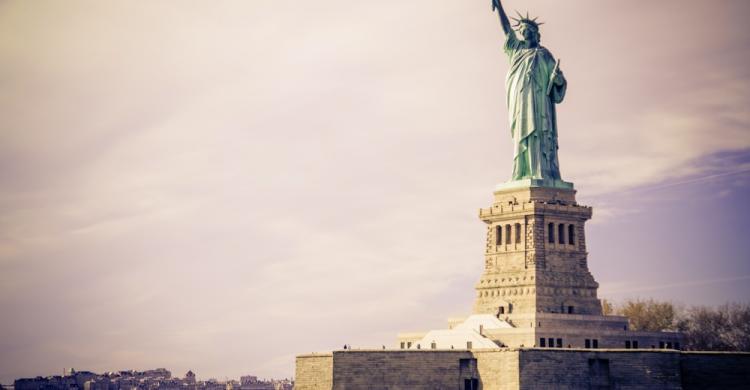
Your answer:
553;71;565;86
550;59;564;85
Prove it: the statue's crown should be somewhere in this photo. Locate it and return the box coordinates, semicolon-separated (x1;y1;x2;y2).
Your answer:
511;11;543;30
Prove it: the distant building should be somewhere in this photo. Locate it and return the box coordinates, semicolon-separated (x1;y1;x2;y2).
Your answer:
82;378;111;390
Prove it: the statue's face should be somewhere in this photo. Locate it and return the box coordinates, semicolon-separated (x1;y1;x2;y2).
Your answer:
519;24;539;44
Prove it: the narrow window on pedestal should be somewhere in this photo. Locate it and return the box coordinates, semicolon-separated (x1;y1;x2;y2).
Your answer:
495;225;502;245
548;223;554;243
558;224;565;244
515;223;522;244
505;225;511;244
540;338;546;347
568;224;575;245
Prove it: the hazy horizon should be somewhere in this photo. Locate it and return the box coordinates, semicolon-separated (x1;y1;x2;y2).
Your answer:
1;0;749;383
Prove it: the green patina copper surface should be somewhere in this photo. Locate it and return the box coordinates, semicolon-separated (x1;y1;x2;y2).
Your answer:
492;0;571;188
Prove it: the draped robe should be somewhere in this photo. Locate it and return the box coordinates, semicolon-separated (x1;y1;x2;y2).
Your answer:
504;32;567;181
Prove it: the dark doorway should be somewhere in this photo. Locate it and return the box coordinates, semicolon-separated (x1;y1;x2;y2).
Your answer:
588;358;612;390
464;378;479;390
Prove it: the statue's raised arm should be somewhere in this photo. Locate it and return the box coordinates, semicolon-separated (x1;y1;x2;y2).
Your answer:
492;0;514;37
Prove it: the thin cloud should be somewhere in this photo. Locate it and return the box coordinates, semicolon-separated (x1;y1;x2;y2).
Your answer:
601;275;750;296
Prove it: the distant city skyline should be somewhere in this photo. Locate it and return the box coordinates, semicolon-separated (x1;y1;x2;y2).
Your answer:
6;369;290;384
1;0;749;384
10;367;292;390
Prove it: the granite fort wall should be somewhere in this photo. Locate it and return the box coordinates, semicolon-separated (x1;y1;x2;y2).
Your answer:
680;351;750;390
330;350;475;390
295;353;333;390
518;349;682;390
295;349;750;389
473;349;520;390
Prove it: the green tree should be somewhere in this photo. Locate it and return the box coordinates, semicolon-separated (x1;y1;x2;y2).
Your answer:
616;299;676;331
677;303;750;351
612;299;750;351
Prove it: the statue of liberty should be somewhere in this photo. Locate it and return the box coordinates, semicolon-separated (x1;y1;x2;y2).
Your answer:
492;0;568;184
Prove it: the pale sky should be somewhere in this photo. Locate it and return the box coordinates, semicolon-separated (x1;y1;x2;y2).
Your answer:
1;0;749;383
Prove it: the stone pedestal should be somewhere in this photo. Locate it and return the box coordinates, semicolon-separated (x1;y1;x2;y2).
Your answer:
473;182;602;323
